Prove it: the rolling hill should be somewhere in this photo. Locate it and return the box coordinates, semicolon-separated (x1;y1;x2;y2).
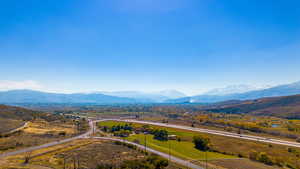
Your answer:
0;104;61;133
205;94;300;119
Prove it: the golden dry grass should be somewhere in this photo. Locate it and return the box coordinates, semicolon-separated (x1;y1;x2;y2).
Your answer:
0;118;24;133
0;139;182;169
0;119;78;154
23;120;75;135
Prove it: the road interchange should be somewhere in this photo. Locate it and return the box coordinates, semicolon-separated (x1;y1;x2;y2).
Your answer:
2;118;300;169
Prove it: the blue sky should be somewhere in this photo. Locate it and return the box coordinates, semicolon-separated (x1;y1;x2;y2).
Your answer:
1;0;300;95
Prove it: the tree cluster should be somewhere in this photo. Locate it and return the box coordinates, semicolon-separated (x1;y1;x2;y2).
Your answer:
152;129;168;141
193;135;210;151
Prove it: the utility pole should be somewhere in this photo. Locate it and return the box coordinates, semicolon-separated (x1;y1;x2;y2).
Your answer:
186;160;189;169
296;154;299;169
168;141;171;162
205;151;208;169
77;155;80;169
62;154;66;169
122;136;125;145
144;134;147;154
92;121;95;136
73;156;76;169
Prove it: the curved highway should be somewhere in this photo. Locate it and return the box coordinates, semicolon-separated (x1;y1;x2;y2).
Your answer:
0;119;204;169
109;119;300;148
4;117;300;169
0;120;94;158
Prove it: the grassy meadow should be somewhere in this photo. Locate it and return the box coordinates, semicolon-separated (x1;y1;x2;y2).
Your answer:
98;121;235;161
98;120;300;169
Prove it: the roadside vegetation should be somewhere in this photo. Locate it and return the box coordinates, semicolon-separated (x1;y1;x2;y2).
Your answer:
193;113;300;141
98;121;300;169
98;121;235;169
15;103;300;168
48;104;300;141
0;139;180;169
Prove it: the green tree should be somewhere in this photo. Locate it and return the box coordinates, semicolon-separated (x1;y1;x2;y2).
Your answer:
258;152;273;165
153;130;168;141
193;135;210;151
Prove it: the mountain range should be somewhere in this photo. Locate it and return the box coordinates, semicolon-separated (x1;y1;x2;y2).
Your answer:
0;89;185;104
0;90;137;104
1;81;300;104
167;81;300;103
100;90;186;102
202;84;269;96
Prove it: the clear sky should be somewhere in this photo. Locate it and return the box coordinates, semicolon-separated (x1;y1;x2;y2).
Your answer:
1;0;300;95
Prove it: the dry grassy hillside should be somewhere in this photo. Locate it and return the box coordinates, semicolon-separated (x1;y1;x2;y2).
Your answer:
0;104;66;134
207;94;300;118
0;105;88;154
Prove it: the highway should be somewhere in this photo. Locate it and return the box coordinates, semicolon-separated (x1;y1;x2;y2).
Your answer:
0;119;204;169
3;117;300;169
109;119;300;148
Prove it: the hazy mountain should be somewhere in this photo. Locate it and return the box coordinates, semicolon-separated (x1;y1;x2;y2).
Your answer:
0;90;137;104
155;90;186;99
167;81;300;103
100;90;186;102
203;85;265;96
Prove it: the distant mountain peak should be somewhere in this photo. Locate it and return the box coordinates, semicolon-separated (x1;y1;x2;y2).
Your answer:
167;81;300;104
288;81;300;88
99;89;186;102
154;89;186;99
203;84;260;96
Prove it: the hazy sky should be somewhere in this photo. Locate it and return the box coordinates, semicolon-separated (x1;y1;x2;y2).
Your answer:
1;0;300;95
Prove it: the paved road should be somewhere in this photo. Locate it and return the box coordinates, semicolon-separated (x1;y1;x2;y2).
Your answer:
92;136;204;169
2;122;28;135
102;119;300;148
0;119;204;169
0;120;94;158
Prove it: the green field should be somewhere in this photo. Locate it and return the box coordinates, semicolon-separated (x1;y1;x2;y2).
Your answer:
98;121;235;161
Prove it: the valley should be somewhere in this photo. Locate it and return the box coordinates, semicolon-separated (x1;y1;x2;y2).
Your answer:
2;1;299;168
2;91;300;169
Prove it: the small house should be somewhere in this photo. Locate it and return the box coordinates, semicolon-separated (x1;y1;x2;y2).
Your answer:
168;135;177;140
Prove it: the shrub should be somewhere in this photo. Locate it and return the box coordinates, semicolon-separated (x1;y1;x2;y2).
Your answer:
147;155;169;169
258;152;273;165
121;154;169;169
121;159;152;169
193;135;210;151
113;129;132;137
133;139;140;144
153;130;168;141
249;151;274;166
114;141;122;145
58;131;66;136
96;163;115;169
